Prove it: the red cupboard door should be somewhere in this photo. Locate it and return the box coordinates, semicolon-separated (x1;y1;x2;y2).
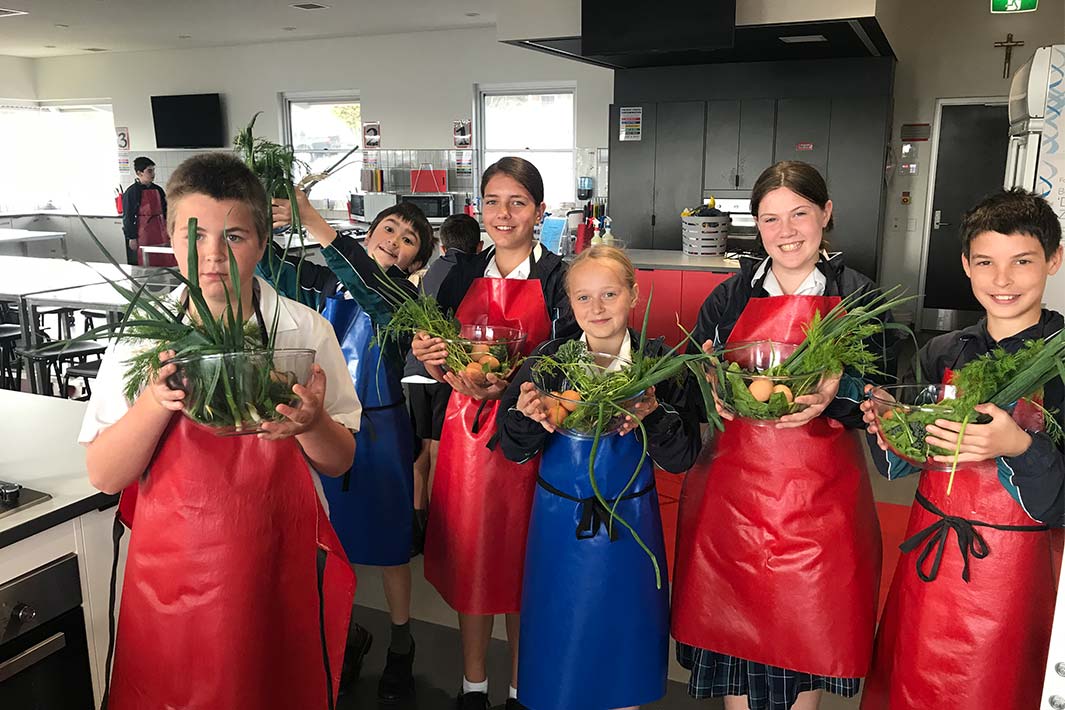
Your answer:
679;271;733;347
630;269;684;346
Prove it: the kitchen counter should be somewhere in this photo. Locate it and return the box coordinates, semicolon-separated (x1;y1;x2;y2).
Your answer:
0;391;115;549
624;248;739;272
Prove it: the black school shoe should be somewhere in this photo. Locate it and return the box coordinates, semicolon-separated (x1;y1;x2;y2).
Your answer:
377;638;416;703
456;690;491;710
410;508;429;557
504;699;526;710
338;623;373;696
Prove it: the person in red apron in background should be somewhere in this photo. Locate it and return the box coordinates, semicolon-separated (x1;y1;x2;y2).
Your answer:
672;161;888;710
122;156;174;267
80;153;360;709
859;188;1065;710
412;157;577;710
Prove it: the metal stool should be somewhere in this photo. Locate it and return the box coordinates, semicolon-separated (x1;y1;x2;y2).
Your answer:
81;309;109;332
16;340;107;397
0;324;22;390
64;359;102;401
36;307;77;340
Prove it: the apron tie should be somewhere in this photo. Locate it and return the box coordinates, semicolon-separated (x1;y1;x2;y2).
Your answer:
536;475;654;542
470;399;490;435
902;491;1049;583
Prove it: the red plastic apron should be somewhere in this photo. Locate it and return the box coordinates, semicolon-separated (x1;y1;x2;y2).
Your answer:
106;416;356;710
423;276;552;614
671;295;882;678
136;188;175;267
860;387;1063;710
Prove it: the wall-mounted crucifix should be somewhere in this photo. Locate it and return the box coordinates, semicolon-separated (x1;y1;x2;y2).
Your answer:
994;33;1025;79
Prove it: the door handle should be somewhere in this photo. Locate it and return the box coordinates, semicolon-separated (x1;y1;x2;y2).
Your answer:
0;632;67;682
933;210;952;230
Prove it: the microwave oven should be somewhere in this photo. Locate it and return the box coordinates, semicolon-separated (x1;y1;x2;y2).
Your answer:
399;194;453;222
349;192;398;221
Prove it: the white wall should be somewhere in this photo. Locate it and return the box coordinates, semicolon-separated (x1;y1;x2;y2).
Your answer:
32;27;613;152
0;55;36;99
876;0;1065;306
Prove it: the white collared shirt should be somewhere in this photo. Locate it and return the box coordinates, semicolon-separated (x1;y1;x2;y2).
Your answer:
78;276;363;507
753;255;828;297
579;331;633;371
484;243;542;280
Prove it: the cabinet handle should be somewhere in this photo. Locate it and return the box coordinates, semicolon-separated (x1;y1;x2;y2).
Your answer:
651;214;656;227
0;632;67;682
735;173;740;188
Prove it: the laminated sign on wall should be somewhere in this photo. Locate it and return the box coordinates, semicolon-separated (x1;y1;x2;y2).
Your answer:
619;107;642;142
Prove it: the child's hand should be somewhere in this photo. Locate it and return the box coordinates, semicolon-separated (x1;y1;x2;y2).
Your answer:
271;198;293;229
412;332;448;366
259;364;327;440
861;384;891;451
618;387;660;436
444;370;508;401
144;350;184;412
516;381;556;432
775;373;842;429
927;403;1033;463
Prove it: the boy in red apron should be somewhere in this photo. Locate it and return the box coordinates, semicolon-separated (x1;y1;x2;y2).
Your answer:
121;156;173;266
80;153;360;710
412;157;577;710
860;188;1065;710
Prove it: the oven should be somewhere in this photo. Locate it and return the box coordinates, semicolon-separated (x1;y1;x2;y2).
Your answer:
0;554;95;709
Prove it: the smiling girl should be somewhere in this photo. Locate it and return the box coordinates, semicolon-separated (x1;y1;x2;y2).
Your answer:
411;157;576;709
671;161;887;710
497;245;701;710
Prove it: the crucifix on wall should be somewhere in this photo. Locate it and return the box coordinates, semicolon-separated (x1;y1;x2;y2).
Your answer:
994;32;1024;79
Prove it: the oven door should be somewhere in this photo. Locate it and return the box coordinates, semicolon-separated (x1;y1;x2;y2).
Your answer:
0;554;95;710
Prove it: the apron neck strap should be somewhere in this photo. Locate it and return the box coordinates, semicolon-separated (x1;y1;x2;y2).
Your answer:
180;278;270;347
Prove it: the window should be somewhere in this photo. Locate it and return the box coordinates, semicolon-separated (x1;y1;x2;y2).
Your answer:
283;94;362;206
0;102;119;214
478;89;575;208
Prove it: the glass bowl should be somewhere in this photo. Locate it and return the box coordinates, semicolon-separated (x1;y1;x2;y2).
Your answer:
709;340;823;425
443;324;527;383
167;348;315;436
867;384;978;471
532;352;642;439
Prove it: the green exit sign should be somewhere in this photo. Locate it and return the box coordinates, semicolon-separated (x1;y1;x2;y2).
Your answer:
991;0;1037;12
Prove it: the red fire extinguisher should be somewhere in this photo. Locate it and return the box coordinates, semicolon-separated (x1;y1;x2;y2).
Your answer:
115;187;124;215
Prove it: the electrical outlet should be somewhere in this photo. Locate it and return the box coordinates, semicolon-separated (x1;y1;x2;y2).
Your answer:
891;216;902;231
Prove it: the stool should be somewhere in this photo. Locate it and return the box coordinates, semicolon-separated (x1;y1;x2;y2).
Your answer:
17;339;107;397
64;359;102;401
0;324;22;390
81;309;109;332
36;307;77;340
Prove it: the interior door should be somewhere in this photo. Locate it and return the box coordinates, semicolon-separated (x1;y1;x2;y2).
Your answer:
922;103;1010;331
652;101;706;250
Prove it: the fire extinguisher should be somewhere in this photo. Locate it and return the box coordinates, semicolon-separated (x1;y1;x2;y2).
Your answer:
114;187;124;215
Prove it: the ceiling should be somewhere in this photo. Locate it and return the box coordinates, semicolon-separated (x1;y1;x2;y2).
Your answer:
0;0;496;58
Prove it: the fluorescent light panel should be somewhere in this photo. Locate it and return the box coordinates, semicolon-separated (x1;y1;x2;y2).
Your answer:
779;34;828;44
0;7;28;18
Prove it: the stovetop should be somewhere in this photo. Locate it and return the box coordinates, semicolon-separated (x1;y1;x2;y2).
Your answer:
0;481;51;520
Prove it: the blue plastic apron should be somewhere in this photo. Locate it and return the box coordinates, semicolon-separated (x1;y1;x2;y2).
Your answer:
518;431;669;710
320;294;413;566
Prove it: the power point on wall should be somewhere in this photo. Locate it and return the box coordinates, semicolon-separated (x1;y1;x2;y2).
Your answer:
891;216;902;231
901;191;911;205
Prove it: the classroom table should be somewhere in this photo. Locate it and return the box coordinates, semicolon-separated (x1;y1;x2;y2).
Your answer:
0;256;171;393
0;228;68;258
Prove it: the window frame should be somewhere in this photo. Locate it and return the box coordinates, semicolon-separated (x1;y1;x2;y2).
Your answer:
474;83;577;205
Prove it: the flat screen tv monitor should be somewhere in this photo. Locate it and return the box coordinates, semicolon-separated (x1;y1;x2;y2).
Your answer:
151;93;225;149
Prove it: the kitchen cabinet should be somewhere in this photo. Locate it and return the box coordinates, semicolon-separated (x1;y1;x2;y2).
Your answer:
704;99;776;192
651;101;706;251
608;103;657;250
629;268;734;346
773;98;832;179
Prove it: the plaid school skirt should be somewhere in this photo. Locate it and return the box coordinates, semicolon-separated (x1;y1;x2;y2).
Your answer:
676;643;860;710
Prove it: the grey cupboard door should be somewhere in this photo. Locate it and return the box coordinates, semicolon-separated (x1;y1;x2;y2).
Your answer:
652;101;706;251
608;103;657;249
774;98;831;177
704;100;740;191
737;99;776;189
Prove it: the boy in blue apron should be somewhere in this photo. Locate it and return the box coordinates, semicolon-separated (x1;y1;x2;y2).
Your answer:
263;191;434;703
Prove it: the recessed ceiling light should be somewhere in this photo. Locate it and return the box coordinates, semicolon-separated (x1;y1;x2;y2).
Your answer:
44;44;56;48
282;26;297;31
779;34;828;44
465;12;480;17
178;34;191;39
82;47;108;52
0;8;28;18
54;22;69;28
290;2;329;9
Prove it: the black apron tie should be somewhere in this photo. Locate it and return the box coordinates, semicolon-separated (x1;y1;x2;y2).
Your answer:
470;399;491;435
315;547;336;710
536;475;654;542
901;491;1049;583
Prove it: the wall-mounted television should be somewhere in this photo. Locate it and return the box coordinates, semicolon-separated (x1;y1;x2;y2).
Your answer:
150;93;225;148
